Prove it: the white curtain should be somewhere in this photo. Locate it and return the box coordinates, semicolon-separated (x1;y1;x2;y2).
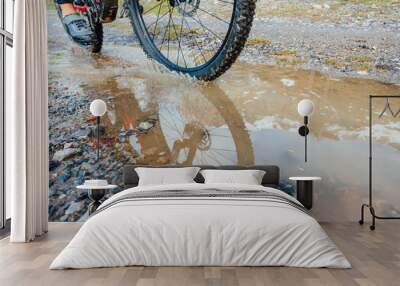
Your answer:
8;0;49;242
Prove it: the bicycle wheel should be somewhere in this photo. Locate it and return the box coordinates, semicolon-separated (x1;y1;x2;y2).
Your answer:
126;0;256;80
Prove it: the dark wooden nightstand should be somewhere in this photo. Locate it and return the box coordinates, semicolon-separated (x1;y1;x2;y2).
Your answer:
289;177;321;210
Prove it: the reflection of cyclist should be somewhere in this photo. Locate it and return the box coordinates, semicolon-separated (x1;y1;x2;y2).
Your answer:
56;0;118;46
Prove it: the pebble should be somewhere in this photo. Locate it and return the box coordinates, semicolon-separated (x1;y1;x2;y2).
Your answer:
53;148;81;161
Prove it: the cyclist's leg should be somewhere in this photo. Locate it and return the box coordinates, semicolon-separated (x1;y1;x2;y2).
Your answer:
56;0;95;46
101;0;119;23
57;0;76;17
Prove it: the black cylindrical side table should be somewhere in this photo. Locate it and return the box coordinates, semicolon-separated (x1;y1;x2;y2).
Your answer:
289;177;321;210
77;184;118;215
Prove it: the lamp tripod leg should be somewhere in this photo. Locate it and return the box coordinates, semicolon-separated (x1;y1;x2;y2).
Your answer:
359;204;367;225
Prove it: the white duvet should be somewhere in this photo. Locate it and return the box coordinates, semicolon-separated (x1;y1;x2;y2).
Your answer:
50;183;350;269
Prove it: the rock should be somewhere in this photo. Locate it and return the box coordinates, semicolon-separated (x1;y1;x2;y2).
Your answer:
78;191;88;200
60;214;68;222
56;208;65;217
73;128;91;138
64;142;79;149
65;201;83;215
80;162;94;173
57;171;71;183
74;176;85;186
77;211;89;222
280;78;296;87
138;121;155;131
53;148;81;161
49;160;60;170
88;126;106;138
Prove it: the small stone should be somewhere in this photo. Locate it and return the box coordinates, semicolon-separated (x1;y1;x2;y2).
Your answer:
80;162;94;173
49;160;61;170
138;121;155;131
64;142;79;149
57;172;71;183
65;201;83;215
280;78;295;87
53;148;81;161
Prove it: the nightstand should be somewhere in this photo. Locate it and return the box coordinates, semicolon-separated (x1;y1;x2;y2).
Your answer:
77;184;118;215
289;177;321;210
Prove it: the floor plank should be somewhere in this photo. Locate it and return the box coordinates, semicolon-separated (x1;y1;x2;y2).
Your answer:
0;222;399;286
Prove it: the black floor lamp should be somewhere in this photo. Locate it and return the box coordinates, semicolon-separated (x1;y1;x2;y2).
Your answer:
90;99;107;161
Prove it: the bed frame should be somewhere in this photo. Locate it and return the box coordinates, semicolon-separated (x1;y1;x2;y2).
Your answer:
123;165;280;189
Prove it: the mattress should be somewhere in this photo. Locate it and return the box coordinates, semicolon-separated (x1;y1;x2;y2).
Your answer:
50;183;350;269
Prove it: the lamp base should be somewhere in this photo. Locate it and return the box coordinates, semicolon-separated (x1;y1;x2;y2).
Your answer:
298;126;309;136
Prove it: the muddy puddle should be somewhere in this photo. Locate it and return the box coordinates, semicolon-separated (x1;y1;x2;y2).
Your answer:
48;11;400;221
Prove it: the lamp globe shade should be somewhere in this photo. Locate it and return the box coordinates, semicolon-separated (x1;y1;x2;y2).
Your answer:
297;99;314;117
90;99;107;117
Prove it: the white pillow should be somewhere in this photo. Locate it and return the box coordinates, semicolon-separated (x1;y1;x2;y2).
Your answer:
136;167;200;186
200;169;266;185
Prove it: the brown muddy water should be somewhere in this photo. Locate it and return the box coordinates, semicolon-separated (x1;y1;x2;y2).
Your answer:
48;12;400;222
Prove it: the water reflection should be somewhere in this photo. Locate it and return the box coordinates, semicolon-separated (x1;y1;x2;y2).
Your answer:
219;64;400;149
78;74;255;166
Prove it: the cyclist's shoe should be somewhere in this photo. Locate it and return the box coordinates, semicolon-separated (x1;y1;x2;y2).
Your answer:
101;0;119;23
63;13;94;46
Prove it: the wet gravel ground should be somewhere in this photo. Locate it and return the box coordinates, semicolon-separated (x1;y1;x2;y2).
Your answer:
243;15;400;83
48;80;137;221
102;1;400;83
47;1;400;221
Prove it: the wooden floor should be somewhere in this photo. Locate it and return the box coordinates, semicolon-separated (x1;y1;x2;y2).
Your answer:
0;222;399;286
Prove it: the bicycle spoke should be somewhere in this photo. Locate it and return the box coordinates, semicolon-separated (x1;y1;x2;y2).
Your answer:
216;0;234;5
166;6;172;58
146;10;170;34
189;13;223;41
208;147;236;152
159;14;171;49
176;2;187;66
182;18;207;65
143;1;163;15
203;152;223;165
169;11;188;68
209;150;235;163
191;5;230;25
189;13;224;55
152;1;164;40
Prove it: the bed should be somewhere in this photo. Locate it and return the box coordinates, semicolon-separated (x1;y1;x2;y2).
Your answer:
50;165;350;269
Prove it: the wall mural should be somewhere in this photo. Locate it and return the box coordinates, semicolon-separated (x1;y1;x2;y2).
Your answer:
48;1;400;222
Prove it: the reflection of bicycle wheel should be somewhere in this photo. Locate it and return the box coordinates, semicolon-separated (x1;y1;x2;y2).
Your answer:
79;73;253;165
126;0;256;80
159;89;254;165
